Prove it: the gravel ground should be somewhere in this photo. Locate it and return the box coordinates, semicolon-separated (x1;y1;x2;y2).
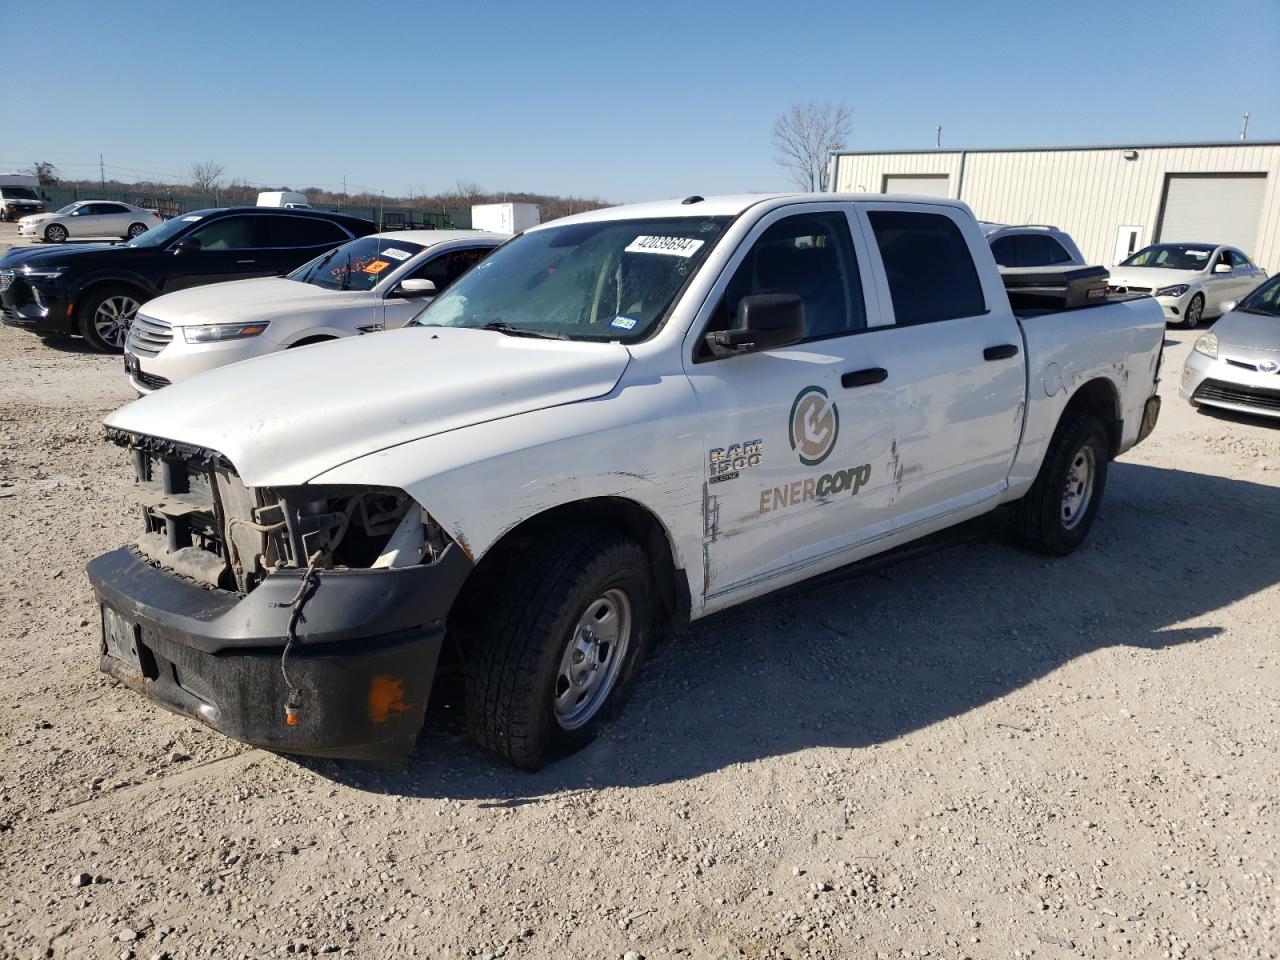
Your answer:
0;263;1277;960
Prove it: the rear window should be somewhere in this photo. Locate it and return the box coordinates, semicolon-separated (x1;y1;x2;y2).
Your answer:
868;211;986;325
1018;234;1073;266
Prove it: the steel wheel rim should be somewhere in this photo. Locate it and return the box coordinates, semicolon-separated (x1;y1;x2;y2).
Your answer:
554;587;632;730
1061;445;1095;531
94;295;140;348
1187;297;1202;327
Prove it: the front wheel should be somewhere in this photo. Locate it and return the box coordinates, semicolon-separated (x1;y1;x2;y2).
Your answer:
462;528;652;769
126;222;148;239
77;286;143;352
43;223;68;243
1184;293;1204;329
1012;411;1110;556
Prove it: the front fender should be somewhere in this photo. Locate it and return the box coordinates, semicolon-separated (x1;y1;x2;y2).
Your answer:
67;268;158;304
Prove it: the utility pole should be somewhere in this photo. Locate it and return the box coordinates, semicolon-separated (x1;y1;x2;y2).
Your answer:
1240;111;1250;142
341;174;347;211
99;153;105;189
936;126;942;149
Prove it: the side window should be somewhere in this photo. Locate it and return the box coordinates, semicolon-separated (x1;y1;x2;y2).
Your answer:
1018;234;1073;266
989;235;1017;267
1228;250;1251;268
407;247;491;291
260;216;348;248
190;215;259;251
867;210;986;325
100;203;129;215
702;210;865;352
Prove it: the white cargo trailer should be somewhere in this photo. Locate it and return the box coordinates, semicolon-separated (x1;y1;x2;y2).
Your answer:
471;202;539;234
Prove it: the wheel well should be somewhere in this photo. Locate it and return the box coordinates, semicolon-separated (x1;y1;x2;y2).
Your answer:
454;497;689;634
1063;378;1121;456
288;335;338;348
72;279;149;319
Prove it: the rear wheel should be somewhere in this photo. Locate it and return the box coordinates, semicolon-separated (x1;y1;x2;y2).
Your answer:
126;222;148;239
43;223;68;243
1012;411;1110;556
1184;293;1204;329
461;528;652;769
77;286;142;353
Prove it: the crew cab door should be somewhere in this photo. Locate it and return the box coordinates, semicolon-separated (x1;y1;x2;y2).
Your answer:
852;202;1026;520
683;204;901;601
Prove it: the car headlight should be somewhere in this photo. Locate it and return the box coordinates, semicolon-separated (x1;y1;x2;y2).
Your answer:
1193;333;1218;359
182;321;271;343
1156;284;1190;298
21;266;67;280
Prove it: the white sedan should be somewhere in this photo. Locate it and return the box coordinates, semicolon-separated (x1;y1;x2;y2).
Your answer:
1106;242;1267;328
123;229;507;393
17;201;164;243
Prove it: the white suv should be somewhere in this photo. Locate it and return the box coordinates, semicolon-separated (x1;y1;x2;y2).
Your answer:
981;223;1085;268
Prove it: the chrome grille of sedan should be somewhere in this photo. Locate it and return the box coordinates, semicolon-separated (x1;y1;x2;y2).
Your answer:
125;313;173;357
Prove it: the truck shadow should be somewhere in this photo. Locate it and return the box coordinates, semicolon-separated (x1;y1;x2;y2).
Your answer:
302;462;1279;799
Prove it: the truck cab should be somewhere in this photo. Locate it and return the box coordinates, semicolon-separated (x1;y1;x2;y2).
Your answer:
88;194;1164;768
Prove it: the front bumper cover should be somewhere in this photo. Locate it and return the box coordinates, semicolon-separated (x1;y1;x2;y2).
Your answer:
87;543;473;761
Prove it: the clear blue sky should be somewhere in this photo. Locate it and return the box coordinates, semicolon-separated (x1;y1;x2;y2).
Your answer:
5;0;1278;202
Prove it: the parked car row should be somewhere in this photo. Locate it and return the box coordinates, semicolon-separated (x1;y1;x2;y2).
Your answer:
17;201;164;242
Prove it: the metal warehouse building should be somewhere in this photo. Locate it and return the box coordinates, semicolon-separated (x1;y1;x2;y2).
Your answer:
829;141;1280;271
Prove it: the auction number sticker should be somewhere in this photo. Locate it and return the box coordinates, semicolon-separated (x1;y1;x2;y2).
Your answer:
625;235;705;257
380;248;412;261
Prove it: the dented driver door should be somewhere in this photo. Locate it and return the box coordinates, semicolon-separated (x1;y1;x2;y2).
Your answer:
682;204;904;605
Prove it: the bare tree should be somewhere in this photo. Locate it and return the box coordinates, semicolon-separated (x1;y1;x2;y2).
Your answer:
32;161;60;186
190;160;226;194
772;101;851;192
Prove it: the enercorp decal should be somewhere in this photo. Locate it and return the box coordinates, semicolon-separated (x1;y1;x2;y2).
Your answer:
789;385;838;466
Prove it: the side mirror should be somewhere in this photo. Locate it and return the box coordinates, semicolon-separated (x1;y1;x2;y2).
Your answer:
1220;299;1238;314
1213;262;1232;274
706;293;805;356
172;237;201;255
392;278;436;297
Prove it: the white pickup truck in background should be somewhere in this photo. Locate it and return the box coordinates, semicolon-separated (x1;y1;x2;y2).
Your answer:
88;193;1164;768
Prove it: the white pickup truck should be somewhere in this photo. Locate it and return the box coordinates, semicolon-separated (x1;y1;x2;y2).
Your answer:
87;194;1164;768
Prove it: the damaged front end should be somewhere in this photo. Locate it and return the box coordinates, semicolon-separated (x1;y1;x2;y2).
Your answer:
86;429;473;761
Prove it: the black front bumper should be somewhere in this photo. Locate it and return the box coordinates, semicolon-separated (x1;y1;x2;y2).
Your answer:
0;283;72;334
86;544;473;761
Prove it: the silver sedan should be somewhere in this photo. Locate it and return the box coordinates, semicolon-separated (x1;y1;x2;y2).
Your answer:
1180;273;1280;420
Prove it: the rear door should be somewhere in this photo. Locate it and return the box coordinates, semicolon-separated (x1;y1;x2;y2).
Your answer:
258;215;353;275
1228;249;1266;301
852;202;1026;521
96;203;132;236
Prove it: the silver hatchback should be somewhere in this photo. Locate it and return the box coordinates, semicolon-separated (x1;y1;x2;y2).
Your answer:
1180;273;1280;420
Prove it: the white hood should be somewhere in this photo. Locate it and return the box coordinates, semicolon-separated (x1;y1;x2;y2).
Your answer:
105;326;631;486
140;277;370;326
1107;266;1201;291
18;213;52;225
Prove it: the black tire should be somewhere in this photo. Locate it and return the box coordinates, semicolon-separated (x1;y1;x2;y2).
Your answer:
126;222;148;239
1012;410;1109;556
43;223;68;243
1184;293;1204;329
461;527;652;770
76;285;144;353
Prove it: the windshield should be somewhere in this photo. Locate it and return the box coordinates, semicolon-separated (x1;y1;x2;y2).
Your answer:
1237;274;1280;317
55;203;83;215
288;235;426;291
2;187;40;201
1121;244;1214;270
409;216;730;341
123;214;205;248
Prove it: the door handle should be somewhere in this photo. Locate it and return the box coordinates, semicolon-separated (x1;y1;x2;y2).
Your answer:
841;367;888;388
984;344;1019;361
236;259;256;264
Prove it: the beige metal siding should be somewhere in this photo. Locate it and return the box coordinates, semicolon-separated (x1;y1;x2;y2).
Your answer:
833;144;1280;271
883;174;950;197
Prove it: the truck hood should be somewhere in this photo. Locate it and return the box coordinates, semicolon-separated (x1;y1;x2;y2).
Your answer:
105;326;631;487
141;277;366;326
1107;267;1201;290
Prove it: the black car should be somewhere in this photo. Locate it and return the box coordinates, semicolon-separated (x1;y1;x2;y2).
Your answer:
0;207;376;351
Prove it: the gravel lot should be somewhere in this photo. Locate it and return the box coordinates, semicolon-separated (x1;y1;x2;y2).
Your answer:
0;237;1277;959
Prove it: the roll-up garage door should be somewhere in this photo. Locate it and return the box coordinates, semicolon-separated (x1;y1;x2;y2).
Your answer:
1158;174;1267;256
883;175;950;198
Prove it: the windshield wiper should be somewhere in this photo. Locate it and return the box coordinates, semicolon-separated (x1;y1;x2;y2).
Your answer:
339;250;354;291
481;321;570;340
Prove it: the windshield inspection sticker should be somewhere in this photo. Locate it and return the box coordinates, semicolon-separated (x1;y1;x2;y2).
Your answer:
625;235;705;257
363;260;391;275
380;247;412;261
610;315;638;330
